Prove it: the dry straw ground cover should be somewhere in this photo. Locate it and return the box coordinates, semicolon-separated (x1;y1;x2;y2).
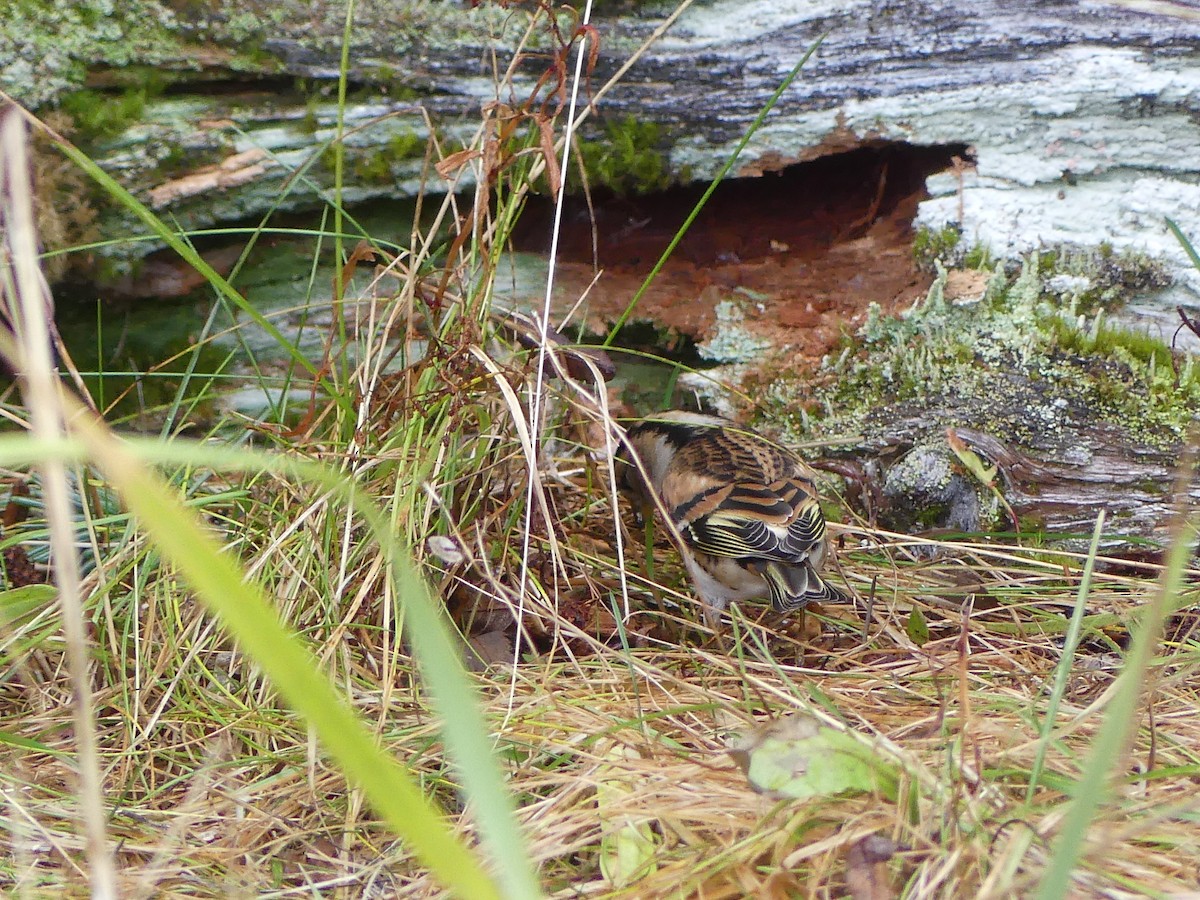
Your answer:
5;465;1200;898
2;2;1200;897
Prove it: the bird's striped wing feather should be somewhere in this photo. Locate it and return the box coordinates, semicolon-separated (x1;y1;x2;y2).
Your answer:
680;479;826;563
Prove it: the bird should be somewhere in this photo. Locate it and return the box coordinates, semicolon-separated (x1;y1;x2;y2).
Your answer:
617;410;847;621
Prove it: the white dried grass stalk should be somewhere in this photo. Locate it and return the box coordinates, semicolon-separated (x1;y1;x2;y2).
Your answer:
0;103;116;898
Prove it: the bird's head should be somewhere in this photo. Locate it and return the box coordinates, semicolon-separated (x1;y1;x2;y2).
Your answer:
615;411;728;518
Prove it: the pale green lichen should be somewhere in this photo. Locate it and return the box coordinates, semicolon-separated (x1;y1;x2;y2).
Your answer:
3;0;183;107
699;300;773;363
760;248;1195;457
0;1;550;110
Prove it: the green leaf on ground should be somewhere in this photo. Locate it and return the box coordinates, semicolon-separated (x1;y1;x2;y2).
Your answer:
0;583;57;627
729;714;899;802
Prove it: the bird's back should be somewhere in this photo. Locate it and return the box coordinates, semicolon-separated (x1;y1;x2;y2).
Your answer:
670;426;807;490
660;428;817;532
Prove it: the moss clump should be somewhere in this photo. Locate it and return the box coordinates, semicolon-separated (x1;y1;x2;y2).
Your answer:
1046;315;1200;436
323;128;426;186
912;224;960;270
60;86;151;146
1034;244;1172;313
579;114;676;196
761;249;1191;456
1047;314;1174;371
300;96;323;134
318;143;341;177
962;243;996;270
352;152;393;184
387;129;425;161
364;64;423;101
912;224;998;273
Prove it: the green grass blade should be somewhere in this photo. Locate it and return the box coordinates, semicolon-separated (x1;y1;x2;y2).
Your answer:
1166;216;1200;270
1026;510;1105;803
1035;498;1194;898
59;422;506;900
0;583;57;628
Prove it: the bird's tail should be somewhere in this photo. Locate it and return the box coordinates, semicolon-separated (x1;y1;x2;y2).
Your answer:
762;561;847;612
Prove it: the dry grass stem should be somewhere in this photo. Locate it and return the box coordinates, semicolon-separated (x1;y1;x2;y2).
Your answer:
0;104;116;898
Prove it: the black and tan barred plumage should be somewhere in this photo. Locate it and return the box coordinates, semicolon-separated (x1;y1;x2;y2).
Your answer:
618;410;846;617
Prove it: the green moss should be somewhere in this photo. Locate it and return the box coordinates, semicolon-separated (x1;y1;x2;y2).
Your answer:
1049;315;1200;435
293;76;333;100
321;128;425;186
962;243;995;270
763;246;1192;457
300;96;322;134
388;129;425;161
579;114;675;196
911;224;960;270
1034;249;1059;276
107;64;172;93
60;86;153;145
352;130;425;183
232;42;285;73
912;226;1000;273
386;81;421;102
1048;315;1173;370
352;153;393;183
1036;244;1173;312
156;142;226;179
365;64;422;101
318;143;341;176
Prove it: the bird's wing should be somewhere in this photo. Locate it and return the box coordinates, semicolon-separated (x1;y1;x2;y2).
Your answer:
675;478;826;563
